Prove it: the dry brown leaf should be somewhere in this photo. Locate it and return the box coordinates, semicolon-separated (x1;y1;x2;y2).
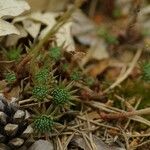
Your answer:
0;0;30;18
0;0;30;36
87;59;109;77
72;9;97;46
56;22;75;52
6;24;28;47
83;111;100;120
27;0;68;11
4;86;20;101
13;11;75;51
81;40;109;67
0;19;19;36
0;80;7;91
22;19;41;38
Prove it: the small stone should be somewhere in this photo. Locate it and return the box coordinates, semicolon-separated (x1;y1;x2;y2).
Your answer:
0;111;7;124
13;110;25;123
22;125;33;138
0;143;10;150
29;140;54;150
9;138;24;148
4;123;18;136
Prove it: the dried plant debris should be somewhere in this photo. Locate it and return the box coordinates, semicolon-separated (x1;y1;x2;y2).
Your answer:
1;0;150;150
0;0;30;36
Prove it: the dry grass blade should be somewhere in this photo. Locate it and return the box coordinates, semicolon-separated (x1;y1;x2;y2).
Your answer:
103;48;142;93
85;100;150;126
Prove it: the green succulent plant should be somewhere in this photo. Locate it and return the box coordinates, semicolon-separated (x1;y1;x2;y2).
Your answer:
112;8;122;18
51;81;77;105
6;47;22;61
141;61;150;81
35;68;49;84
34;115;54;134
5;72;16;84
49;47;61;61
98;27;108;37
105;34;118;45
84;76;95;86
32;86;49;101
98;27;118;45
62;63;69;71
70;70;82;81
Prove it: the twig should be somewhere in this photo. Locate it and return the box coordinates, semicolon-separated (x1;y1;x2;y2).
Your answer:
16;7;75;74
77;116;119;130
103;48;142;93
84;100;150;126
99;107;150;120
128;133;150;138
126;0;141;37
89;0;98;17
119;127;130;150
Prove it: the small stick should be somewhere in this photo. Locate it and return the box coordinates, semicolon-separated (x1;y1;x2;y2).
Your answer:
99;107;150;120
103;48;142;93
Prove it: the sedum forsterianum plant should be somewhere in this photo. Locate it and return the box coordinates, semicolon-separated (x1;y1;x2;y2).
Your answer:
5;72;16;84
34;68;56;85
5;47;22;61
32;86;49;101
141;61;150;81
49;47;61;61
34;115;54;134
35;68;49;84
32;105;55;135
51;81;78;106
70;69;82;81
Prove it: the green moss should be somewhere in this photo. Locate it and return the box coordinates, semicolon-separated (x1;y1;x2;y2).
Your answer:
34;115;54;133
51;87;71;105
49;47;61;61
5;73;16;84
32;86;48;101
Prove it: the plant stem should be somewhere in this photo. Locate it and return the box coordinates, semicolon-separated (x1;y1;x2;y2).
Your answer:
16;7;75;74
99;107;150;120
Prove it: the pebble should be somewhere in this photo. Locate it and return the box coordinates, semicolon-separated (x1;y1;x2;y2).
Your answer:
29;140;54;150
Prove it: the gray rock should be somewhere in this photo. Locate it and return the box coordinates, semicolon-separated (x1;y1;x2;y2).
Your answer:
4;124;18;136
29;140;54;150
9;138;24;148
